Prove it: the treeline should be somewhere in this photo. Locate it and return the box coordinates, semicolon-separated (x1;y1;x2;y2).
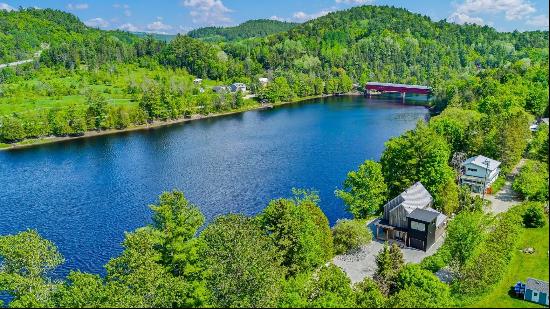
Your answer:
220;5;548;87
0;189;454;308
188;19;298;42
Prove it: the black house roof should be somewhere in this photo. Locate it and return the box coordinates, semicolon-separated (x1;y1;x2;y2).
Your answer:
408;208;439;223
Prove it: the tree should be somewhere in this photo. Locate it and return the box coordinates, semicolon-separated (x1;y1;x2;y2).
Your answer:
392;264;453;308
444;211;487;270
304;264;355;308
105;228;190;308
374;243;404;295
199;214;285;308
0;230;64;308
522;203;546;228
513;160;549;201
259;190;333;276
381;121;454;210
353;277;386;308
0;116;26;143
528;123;549;162
335;160;388;218
86;91;108;130
234;90;244;108
332;219;372;255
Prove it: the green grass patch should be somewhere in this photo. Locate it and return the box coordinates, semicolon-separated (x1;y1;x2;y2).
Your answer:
470;226;549;308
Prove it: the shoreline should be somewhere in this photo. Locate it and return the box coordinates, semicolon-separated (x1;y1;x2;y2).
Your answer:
0;93;343;151
1;91;428;151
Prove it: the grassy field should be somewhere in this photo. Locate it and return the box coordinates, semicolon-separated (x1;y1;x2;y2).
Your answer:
471;225;549;308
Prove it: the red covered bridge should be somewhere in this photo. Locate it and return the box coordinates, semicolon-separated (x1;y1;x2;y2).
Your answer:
365;82;432;99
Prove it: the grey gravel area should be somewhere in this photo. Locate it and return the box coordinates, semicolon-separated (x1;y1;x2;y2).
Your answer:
484;159;525;215
332;219;445;283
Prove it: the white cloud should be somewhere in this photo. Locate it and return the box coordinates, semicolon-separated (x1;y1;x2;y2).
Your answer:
147;21;173;32
526;14;549;28
66;3;89;10
113;3;131;17
85;17;110;28
118;23;139;32
292;9;333;22
182;0;233;25
448;12;485;25
335;0;373;4
450;0;536;22
0;2;15;11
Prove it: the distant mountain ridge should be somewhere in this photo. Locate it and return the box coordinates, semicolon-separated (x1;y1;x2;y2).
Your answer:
187;19;299;42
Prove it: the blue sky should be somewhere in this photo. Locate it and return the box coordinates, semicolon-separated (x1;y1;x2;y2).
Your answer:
1;0;548;33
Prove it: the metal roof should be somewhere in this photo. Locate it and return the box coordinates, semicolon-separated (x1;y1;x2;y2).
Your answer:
408;208;439;223
462;155;501;171
399;182;434;212
526;278;549;293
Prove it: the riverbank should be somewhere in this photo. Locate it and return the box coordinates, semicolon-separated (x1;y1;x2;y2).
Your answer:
0;91;421;151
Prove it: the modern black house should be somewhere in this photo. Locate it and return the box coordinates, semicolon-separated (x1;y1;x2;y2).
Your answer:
374;182;447;251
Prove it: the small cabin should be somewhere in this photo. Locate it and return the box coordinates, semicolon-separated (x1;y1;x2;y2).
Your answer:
193;78;203;85
230;83;247;93
460;155;501;193
525;278;549;306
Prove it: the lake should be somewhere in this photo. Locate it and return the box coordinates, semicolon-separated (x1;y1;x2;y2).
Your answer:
0;95;429;276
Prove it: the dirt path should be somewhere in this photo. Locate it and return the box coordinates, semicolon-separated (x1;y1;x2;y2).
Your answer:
485;159;526;215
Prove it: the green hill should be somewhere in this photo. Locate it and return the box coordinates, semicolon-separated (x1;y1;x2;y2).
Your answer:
187;19;298;42
0;8;140;64
221;5;548;86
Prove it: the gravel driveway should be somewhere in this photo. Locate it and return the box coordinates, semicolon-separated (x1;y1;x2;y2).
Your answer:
332;219;445;283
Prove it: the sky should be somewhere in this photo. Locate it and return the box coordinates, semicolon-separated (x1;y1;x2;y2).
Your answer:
0;0;548;34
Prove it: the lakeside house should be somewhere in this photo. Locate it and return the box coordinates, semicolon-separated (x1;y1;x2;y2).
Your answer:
230;83;247;93
460;155;501;193
193;78;203;85
525;278;549;306
374;182;447;251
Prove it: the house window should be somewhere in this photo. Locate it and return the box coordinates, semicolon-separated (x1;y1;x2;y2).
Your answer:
534;292;538;297
411;221;425;232
467;168;478;172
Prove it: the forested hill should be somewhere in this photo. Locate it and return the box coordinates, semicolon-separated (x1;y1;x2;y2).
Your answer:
187;19;298;42
0;7;140;64
221;5;549;86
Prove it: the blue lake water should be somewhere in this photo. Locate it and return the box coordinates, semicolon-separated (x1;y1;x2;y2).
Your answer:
0;95;429;276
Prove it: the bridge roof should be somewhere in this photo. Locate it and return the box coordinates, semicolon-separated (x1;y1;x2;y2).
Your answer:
366;82;431;90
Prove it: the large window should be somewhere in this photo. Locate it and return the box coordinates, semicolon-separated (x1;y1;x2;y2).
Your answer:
411;221;425;232
467;168;478;172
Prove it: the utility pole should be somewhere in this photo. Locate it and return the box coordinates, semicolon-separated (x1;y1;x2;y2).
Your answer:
482;160;490;201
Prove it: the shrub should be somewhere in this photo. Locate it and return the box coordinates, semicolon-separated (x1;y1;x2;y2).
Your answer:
512;160;549;202
332;219;372;255
523;204;546;228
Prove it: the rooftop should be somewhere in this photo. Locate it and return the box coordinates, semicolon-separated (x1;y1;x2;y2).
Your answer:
408;208;439;223
463;155;501;171
399;182;434;212
526;278;549;293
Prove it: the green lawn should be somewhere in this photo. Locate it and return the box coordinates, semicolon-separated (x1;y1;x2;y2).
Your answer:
471;225;549;308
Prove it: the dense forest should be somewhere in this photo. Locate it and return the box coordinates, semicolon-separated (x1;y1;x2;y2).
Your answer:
187;19;298;42
0;3;549;308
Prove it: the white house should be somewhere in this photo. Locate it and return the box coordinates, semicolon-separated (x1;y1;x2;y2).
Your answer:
525;278;549;306
230;83;247;93
258;77;269;86
460;155;501;193
193;78;203;85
